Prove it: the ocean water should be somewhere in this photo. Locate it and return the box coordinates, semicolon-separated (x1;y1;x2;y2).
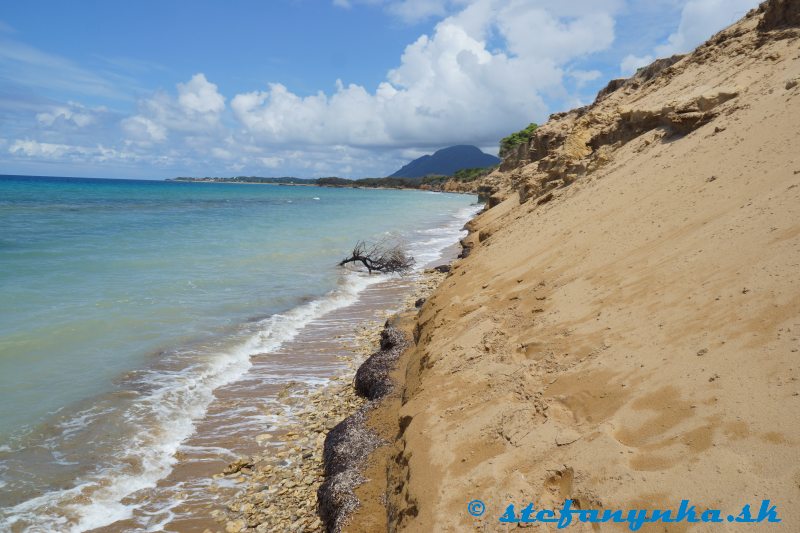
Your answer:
0;175;479;531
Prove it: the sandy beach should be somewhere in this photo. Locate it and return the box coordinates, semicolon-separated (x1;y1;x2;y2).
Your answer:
251;2;800;532
209;271;447;533
365;3;800;531
48;2;800;532
13;2;800;532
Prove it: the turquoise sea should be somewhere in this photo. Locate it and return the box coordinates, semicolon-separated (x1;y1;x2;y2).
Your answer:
0;175;479;531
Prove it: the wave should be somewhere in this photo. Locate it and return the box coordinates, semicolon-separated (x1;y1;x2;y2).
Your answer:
0;271;385;532
0;200;481;532
408;204;481;267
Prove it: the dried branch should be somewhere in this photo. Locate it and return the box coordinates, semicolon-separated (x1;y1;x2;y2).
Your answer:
338;240;414;274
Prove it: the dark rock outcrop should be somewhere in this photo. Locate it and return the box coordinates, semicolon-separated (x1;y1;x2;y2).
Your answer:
758;0;800;30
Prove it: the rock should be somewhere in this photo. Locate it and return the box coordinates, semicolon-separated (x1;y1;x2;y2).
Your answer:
225;519;245;533
787;78;799;90
696;88;739;112
433;264;451;273
414;297;426;308
537;192;554;205
255;433;274;444
487;193;505;208
595;55;684;104
224;457;254;475
758;0;800;31
214;272;448;533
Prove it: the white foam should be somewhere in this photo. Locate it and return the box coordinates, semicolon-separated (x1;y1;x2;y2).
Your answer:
0;199;481;532
408;203;482;268
52;406;115;442
0;271;384;532
177;444;237;458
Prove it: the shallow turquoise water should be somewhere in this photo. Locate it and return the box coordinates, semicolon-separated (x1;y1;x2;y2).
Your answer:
0;175;478;530
0;176;471;438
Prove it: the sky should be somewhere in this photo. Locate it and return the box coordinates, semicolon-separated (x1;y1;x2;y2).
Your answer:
0;0;759;180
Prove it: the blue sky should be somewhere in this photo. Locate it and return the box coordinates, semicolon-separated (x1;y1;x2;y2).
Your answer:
0;0;759;179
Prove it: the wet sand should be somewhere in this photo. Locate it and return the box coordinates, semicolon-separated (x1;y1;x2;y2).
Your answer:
93;279;407;532
202;272;445;533
90;245;455;532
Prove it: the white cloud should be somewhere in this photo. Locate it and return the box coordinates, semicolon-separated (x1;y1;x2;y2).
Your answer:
232;0;622;150
0;37;131;100
332;0;452;22
121;115;168;143
260;156;283;168
122;73;225;144
177;73;225;115
388;0;451;22
569;69;602;88
621;0;759;75
8;139;139;163
35;101;106;128
9;139;73;158
6;0;761;179
620;53;653;76
6;1;625;177
211;147;233;159
495;2;617;62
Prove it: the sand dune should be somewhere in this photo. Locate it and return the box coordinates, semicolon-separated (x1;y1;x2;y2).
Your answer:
346;1;800;531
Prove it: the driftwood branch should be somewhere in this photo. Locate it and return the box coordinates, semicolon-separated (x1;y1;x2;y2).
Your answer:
338;240;414;274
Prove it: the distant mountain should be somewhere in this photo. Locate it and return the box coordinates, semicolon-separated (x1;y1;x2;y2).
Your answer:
389;145;500;178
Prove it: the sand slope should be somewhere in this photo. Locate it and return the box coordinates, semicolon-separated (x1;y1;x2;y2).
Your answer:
374;2;800;531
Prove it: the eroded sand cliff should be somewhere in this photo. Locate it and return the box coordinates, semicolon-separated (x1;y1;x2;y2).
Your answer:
341;1;800;531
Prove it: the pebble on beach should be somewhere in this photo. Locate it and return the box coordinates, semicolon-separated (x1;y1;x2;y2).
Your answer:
212;270;446;532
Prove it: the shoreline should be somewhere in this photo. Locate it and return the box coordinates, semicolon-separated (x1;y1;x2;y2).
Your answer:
0;177;480;532
207;5;800;531
337;4;800;530
192;204;480;533
167;179;481;196
211;269;450;533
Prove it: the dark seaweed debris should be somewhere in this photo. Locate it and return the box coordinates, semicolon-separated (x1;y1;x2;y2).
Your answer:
353;325;408;401
317;404;382;532
317;325;409;532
